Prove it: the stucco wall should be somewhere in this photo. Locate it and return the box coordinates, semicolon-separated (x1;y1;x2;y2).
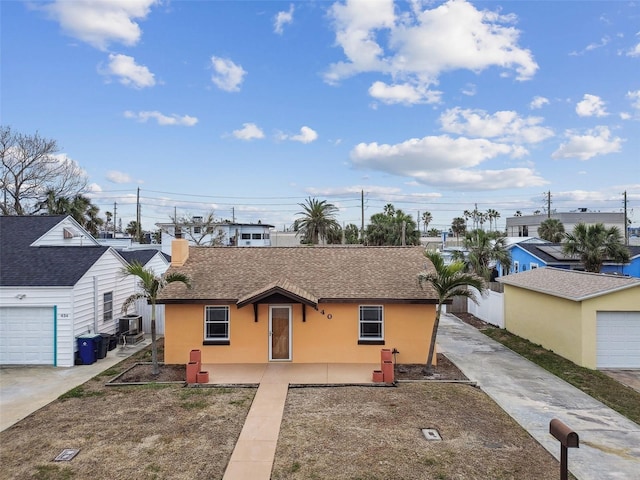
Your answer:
503;285;584;366
504;284;640;369
164;302;435;365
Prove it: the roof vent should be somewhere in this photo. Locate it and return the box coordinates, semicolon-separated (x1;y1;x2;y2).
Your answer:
63;227;79;239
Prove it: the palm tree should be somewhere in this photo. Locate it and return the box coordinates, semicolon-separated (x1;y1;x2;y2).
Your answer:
41;189;103;235
421;211;432;233
486;209;500;231
418;251;485;375
538;218;565;242
477;212;488;230
463;229;512;280
365;206;420;245
563;223;630;273
295;197;341;245
121;262;191;375
451;217;466;245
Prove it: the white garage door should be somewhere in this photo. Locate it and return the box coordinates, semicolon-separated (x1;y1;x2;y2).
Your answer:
0;307;55;365
596;311;640;369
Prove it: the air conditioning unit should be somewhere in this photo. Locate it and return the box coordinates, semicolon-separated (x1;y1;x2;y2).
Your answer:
119;314;142;335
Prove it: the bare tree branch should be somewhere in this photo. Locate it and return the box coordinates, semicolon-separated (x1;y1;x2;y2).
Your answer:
1;126;88;215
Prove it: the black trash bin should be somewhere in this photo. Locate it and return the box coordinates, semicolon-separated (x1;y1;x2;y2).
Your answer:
96;334;109;359
106;334;118;351
77;334;98;365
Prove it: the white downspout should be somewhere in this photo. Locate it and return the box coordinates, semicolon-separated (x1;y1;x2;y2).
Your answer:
93;276;99;333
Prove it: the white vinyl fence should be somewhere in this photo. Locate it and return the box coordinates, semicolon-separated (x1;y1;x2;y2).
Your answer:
134;298;166;335
467;285;504;328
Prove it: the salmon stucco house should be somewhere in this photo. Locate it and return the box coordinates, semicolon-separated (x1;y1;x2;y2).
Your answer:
158;240;439;365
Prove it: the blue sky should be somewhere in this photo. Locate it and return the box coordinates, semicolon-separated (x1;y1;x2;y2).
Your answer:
2;0;639;232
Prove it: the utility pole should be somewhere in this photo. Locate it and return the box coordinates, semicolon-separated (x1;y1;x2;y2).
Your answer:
547;191;552;218
232;207;235;223
401;221;406;246
624;190;628;245
136;187;141;242
417;210;420;234
361;190;365;240
113;202;117;238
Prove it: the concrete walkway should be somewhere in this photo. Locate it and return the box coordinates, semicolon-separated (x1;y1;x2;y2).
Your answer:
0;336;152;432
438;313;640;480
218;362;378;479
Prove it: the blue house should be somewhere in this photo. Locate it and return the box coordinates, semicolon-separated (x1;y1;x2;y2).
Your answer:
506;243;640;278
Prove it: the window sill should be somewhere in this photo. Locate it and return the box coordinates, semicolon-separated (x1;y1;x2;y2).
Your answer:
203;340;230;346
358;339;385;345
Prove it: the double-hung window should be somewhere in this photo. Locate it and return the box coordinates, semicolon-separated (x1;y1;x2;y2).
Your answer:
204;306;230;344
359;305;383;344
103;292;113;322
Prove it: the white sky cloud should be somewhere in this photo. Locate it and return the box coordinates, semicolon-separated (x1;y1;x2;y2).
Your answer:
306;185;442;201
123;110;198;126
552;126;623;160
42;0;158;50
627;90;640;111
461;83;477;96
274;4;294;35
106;170;133;183
349;134;544;189
290;126;318;143
530;96;549;109
439;108;554;144
101;53;155;88
569;36;610;56
576;94;608;117
368;81;441;105
326;0;538;104
210;56;246;92
232;123;265;141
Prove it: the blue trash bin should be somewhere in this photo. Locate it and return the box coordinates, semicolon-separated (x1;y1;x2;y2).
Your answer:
77;334;99;365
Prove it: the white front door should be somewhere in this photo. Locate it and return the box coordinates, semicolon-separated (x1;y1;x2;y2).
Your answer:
269;306;292;361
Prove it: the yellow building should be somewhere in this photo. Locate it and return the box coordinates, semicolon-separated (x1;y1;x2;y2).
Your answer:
158;241;439;365
498;268;640;369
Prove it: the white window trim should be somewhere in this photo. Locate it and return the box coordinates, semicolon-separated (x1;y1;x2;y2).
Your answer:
103;292;113;322
513;261;520;274
530;262;539;269
359;305;384;341
204;306;230;342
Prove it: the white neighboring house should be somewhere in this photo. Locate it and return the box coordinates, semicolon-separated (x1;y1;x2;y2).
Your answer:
0;215;136;367
505;210;625;238
156;218;274;256
117;249;170;335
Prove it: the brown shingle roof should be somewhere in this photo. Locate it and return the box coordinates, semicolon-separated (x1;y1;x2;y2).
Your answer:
497;267;640;301
158;246;437;304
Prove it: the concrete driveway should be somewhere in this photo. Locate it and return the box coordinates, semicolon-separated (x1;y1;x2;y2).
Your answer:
601;370;640;393
438;313;640;480
0;337;151;432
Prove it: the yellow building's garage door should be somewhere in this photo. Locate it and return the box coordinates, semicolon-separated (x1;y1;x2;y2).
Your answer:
596;311;640;368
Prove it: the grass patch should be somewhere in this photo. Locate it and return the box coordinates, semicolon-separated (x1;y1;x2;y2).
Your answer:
181;400;208;410
96;367;122;378
59;386;104;401
34;464;75;479
483;326;640;424
135;383;174;390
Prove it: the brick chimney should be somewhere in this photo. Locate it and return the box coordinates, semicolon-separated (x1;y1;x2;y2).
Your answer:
171;239;189;267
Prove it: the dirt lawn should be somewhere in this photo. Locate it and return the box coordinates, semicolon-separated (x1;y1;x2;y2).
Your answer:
0;342;561;480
